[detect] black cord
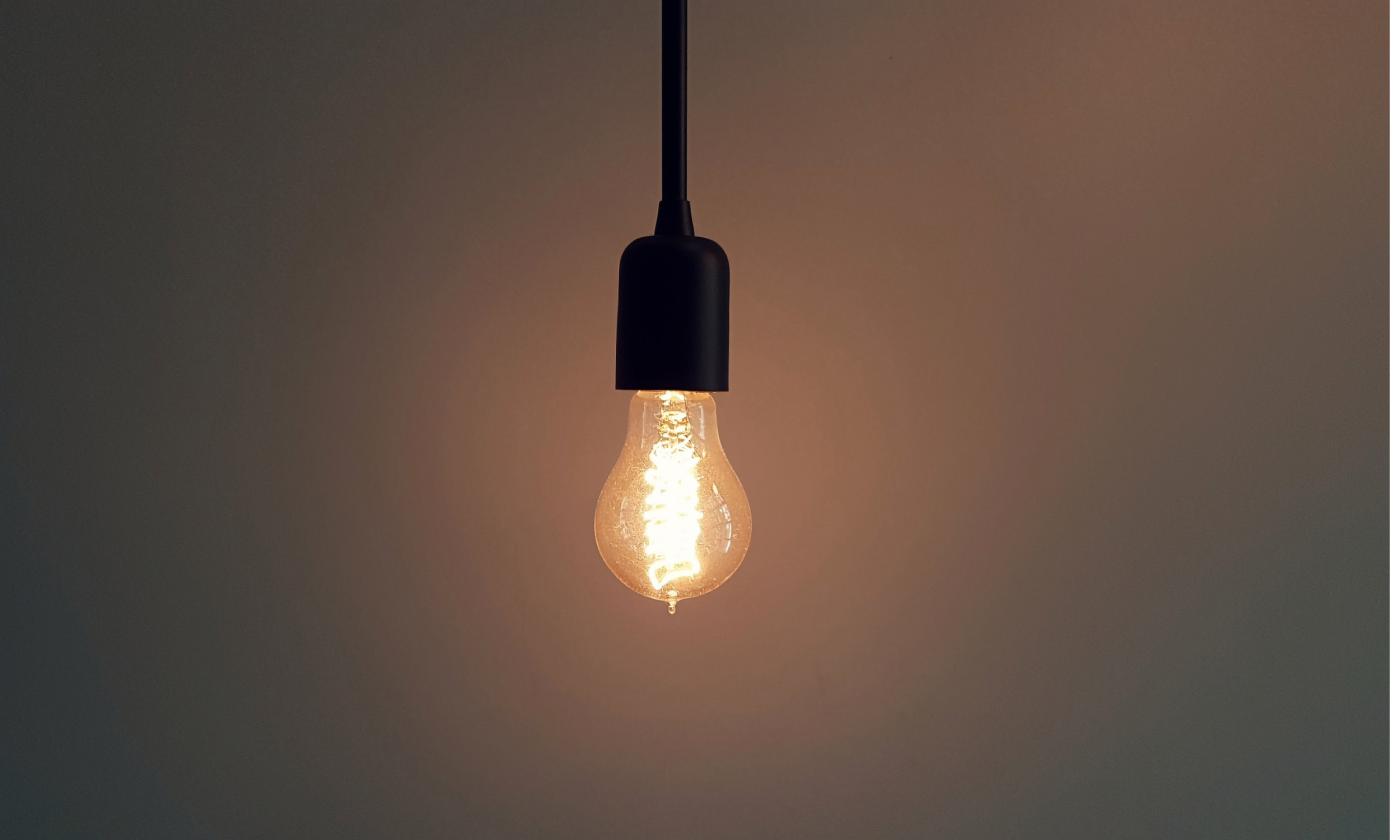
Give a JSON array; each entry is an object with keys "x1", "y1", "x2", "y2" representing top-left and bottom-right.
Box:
[
  {"x1": 661, "y1": 0, "x2": 685, "y2": 201},
  {"x1": 655, "y1": 0, "x2": 694, "y2": 235}
]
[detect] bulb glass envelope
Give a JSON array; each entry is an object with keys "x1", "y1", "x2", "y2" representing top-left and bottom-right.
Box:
[{"x1": 595, "y1": 390, "x2": 751, "y2": 609}]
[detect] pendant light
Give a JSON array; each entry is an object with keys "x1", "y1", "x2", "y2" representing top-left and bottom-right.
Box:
[{"x1": 594, "y1": 0, "x2": 752, "y2": 615}]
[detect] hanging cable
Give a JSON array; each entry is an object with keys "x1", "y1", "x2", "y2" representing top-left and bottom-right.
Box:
[
  {"x1": 661, "y1": 0, "x2": 686, "y2": 200},
  {"x1": 655, "y1": 0, "x2": 694, "y2": 235}
]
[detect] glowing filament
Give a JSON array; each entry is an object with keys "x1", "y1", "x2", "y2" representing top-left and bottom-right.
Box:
[{"x1": 643, "y1": 391, "x2": 702, "y2": 589}]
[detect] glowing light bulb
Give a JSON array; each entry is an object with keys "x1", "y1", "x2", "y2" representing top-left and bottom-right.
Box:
[{"x1": 595, "y1": 390, "x2": 751, "y2": 613}]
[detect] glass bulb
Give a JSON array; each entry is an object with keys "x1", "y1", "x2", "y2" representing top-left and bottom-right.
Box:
[{"x1": 595, "y1": 390, "x2": 752, "y2": 614}]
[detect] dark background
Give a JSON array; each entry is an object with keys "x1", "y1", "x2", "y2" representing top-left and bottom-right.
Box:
[{"x1": 5, "y1": 1, "x2": 1386, "y2": 837}]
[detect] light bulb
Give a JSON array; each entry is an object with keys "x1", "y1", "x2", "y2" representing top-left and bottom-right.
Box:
[{"x1": 595, "y1": 390, "x2": 751, "y2": 613}]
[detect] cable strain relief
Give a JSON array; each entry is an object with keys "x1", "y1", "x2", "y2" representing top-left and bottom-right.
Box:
[{"x1": 654, "y1": 200, "x2": 694, "y2": 236}]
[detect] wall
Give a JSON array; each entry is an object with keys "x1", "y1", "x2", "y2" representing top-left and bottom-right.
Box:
[{"x1": 5, "y1": 1, "x2": 1385, "y2": 836}]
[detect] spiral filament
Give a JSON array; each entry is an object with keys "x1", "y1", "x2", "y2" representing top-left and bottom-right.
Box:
[{"x1": 643, "y1": 391, "x2": 703, "y2": 589}]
